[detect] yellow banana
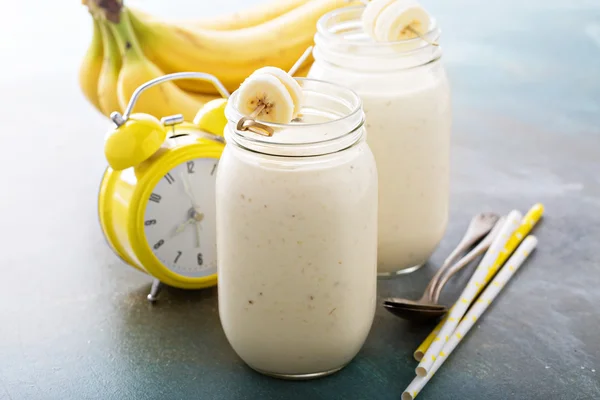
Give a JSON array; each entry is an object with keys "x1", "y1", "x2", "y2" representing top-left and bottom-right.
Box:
[
  {"x1": 189, "y1": 91, "x2": 222, "y2": 104},
  {"x1": 78, "y1": 18, "x2": 103, "y2": 112},
  {"x1": 107, "y1": 9, "x2": 205, "y2": 121},
  {"x1": 131, "y1": 0, "x2": 311, "y2": 31},
  {"x1": 97, "y1": 19, "x2": 122, "y2": 117},
  {"x1": 128, "y1": 0, "x2": 357, "y2": 94}
]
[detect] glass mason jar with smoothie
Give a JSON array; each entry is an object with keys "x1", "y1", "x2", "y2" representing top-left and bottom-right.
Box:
[
  {"x1": 308, "y1": 0, "x2": 452, "y2": 277},
  {"x1": 216, "y1": 71, "x2": 378, "y2": 379}
]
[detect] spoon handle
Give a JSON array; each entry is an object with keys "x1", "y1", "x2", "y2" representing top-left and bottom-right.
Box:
[
  {"x1": 425, "y1": 228, "x2": 485, "y2": 301},
  {"x1": 419, "y1": 276, "x2": 439, "y2": 303},
  {"x1": 430, "y1": 221, "x2": 502, "y2": 303}
]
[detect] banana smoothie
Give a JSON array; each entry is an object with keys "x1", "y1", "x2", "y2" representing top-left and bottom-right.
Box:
[
  {"x1": 309, "y1": 4, "x2": 452, "y2": 275},
  {"x1": 217, "y1": 78, "x2": 378, "y2": 378},
  {"x1": 361, "y1": 77, "x2": 451, "y2": 272}
]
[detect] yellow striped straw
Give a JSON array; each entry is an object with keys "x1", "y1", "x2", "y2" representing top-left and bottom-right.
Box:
[
  {"x1": 415, "y1": 211, "x2": 522, "y2": 376},
  {"x1": 403, "y1": 236, "x2": 539, "y2": 399},
  {"x1": 412, "y1": 203, "x2": 545, "y2": 361}
]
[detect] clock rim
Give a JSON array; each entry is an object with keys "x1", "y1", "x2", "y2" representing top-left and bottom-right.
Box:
[
  {"x1": 98, "y1": 135, "x2": 224, "y2": 290},
  {"x1": 132, "y1": 140, "x2": 224, "y2": 289}
]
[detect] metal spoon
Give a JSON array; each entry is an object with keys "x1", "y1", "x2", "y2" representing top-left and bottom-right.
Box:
[
  {"x1": 382, "y1": 212, "x2": 501, "y2": 321},
  {"x1": 383, "y1": 213, "x2": 499, "y2": 308},
  {"x1": 382, "y1": 253, "x2": 479, "y2": 321},
  {"x1": 383, "y1": 217, "x2": 504, "y2": 321},
  {"x1": 382, "y1": 231, "x2": 496, "y2": 321}
]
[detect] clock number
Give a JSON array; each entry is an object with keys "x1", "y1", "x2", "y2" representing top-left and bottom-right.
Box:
[
  {"x1": 174, "y1": 251, "x2": 182, "y2": 264},
  {"x1": 197, "y1": 253, "x2": 203, "y2": 266},
  {"x1": 145, "y1": 219, "x2": 157, "y2": 226},
  {"x1": 149, "y1": 193, "x2": 162, "y2": 203},
  {"x1": 187, "y1": 161, "x2": 195, "y2": 174},
  {"x1": 153, "y1": 239, "x2": 165, "y2": 250},
  {"x1": 165, "y1": 173, "x2": 175, "y2": 184},
  {"x1": 211, "y1": 163, "x2": 218, "y2": 176}
]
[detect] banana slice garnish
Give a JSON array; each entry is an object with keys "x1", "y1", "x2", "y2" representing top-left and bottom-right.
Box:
[
  {"x1": 253, "y1": 66, "x2": 303, "y2": 119},
  {"x1": 235, "y1": 67, "x2": 303, "y2": 125},
  {"x1": 362, "y1": 0, "x2": 432, "y2": 42}
]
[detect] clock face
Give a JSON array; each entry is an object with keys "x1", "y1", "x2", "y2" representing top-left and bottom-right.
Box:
[{"x1": 143, "y1": 157, "x2": 219, "y2": 278}]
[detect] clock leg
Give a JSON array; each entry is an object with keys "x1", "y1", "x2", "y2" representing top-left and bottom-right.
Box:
[{"x1": 147, "y1": 278, "x2": 163, "y2": 303}]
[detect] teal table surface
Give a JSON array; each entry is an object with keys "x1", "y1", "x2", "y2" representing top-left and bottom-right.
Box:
[{"x1": 1, "y1": 1, "x2": 599, "y2": 399}]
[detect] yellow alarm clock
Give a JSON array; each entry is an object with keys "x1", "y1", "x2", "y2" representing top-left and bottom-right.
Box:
[{"x1": 98, "y1": 72, "x2": 229, "y2": 302}]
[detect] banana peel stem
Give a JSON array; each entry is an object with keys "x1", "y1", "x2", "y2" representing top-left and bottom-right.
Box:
[
  {"x1": 102, "y1": 21, "x2": 122, "y2": 69},
  {"x1": 106, "y1": 8, "x2": 145, "y2": 63},
  {"x1": 87, "y1": 0, "x2": 123, "y2": 23}
]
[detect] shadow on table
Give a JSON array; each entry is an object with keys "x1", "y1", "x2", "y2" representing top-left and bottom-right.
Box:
[
  {"x1": 122, "y1": 280, "x2": 219, "y2": 305},
  {"x1": 111, "y1": 281, "x2": 234, "y2": 357}
]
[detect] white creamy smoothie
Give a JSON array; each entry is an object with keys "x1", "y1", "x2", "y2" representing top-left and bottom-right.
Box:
[
  {"x1": 309, "y1": 5, "x2": 452, "y2": 275},
  {"x1": 361, "y1": 74, "x2": 451, "y2": 272},
  {"x1": 216, "y1": 79, "x2": 378, "y2": 378}
]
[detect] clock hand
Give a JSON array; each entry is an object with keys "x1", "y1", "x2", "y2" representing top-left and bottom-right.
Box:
[
  {"x1": 180, "y1": 172, "x2": 200, "y2": 209},
  {"x1": 193, "y1": 211, "x2": 204, "y2": 223},
  {"x1": 192, "y1": 211, "x2": 204, "y2": 248},
  {"x1": 170, "y1": 210, "x2": 204, "y2": 241},
  {"x1": 195, "y1": 221, "x2": 202, "y2": 248},
  {"x1": 170, "y1": 217, "x2": 195, "y2": 238}
]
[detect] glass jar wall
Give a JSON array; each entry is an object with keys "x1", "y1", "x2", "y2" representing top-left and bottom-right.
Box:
[
  {"x1": 216, "y1": 78, "x2": 378, "y2": 379},
  {"x1": 309, "y1": 6, "x2": 452, "y2": 277}
]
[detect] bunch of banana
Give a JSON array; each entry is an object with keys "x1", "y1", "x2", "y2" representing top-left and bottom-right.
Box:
[{"x1": 78, "y1": 0, "x2": 358, "y2": 123}]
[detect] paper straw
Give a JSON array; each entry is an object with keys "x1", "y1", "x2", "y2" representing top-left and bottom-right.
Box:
[
  {"x1": 403, "y1": 236, "x2": 538, "y2": 400},
  {"x1": 413, "y1": 318, "x2": 444, "y2": 361},
  {"x1": 413, "y1": 203, "x2": 545, "y2": 361},
  {"x1": 481, "y1": 203, "x2": 543, "y2": 283},
  {"x1": 415, "y1": 210, "x2": 522, "y2": 377}
]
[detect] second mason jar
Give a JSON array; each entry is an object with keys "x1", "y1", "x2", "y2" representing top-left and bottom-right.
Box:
[
  {"x1": 216, "y1": 78, "x2": 378, "y2": 379},
  {"x1": 308, "y1": 6, "x2": 452, "y2": 277}
]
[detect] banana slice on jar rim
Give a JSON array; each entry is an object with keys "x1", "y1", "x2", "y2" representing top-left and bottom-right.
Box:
[
  {"x1": 362, "y1": 0, "x2": 433, "y2": 42},
  {"x1": 362, "y1": 0, "x2": 397, "y2": 39},
  {"x1": 235, "y1": 67, "x2": 303, "y2": 125},
  {"x1": 252, "y1": 66, "x2": 303, "y2": 119}
]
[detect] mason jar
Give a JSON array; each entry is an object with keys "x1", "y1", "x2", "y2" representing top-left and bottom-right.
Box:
[
  {"x1": 216, "y1": 78, "x2": 378, "y2": 379},
  {"x1": 308, "y1": 6, "x2": 452, "y2": 277}
]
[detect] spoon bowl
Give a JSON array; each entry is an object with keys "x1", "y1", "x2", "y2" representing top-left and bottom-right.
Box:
[
  {"x1": 382, "y1": 303, "x2": 447, "y2": 322},
  {"x1": 383, "y1": 298, "x2": 446, "y2": 311}
]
